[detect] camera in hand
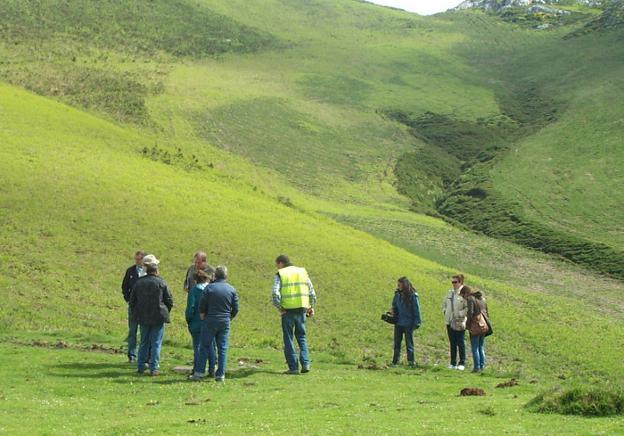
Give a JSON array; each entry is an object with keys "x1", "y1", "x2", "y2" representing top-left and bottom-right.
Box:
[{"x1": 381, "y1": 312, "x2": 397, "y2": 325}]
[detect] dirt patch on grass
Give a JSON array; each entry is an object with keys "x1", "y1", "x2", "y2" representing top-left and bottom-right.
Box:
[
  {"x1": 460, "y1": 387, "x2": 486, "y2": 396},
  {"x1": 496, "y1": 379, "x2": 519, "y2": 388}
]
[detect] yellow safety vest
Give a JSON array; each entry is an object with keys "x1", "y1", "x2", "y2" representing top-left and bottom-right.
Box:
[{"x1": 278, "y1": 266, "x2": 311, "y2": 309}]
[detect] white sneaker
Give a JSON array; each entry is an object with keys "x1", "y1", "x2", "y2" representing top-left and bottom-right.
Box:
[
  {"x1": 448, "y1": 364, "x2": 457, "y2": 370},
  {"x1": 457, "y1": 365, "x2": 465, "y2": 371}
]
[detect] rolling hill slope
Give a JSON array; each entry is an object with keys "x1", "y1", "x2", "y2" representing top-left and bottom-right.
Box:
[{"x1": 1, "y1": 0, "x2": 624, "y2": 431}]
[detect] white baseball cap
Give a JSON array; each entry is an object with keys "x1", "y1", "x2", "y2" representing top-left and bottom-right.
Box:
[{"x1": 142, "y1": 254, "x2": 160, "y2": 267}]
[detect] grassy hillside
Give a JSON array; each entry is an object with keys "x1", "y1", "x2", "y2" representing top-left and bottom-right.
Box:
[
  {"x1": 2, "y1": 81, "x2": 624, "y2": 432},
  {"x1": 1, "y1": 0, "x2": 624, "y2": 431}
]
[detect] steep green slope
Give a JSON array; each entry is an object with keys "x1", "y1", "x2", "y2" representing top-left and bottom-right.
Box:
[
  {"x1": 1, "y1": 83, "x2": 623, "y2": 385},
  {"x1": 2, "y1": 1, "x2": 624, "y2": 429}
]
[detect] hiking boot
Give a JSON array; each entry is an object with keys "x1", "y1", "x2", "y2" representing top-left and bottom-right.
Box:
[
  {"x1": 215, "y1": 376, "x2": 225, "y2": 383},
  {"x1": 457, "y1": 365, "x2": 465, "y2": 371},
  {"x1": 471, "y1": 368, "x2": 479, "y2": 373},
  {"x1": 283, "y1": 369, "x2": 299, "y2": 375},
  {"x1": 408, "y1": 362, "x2": 416, "y2": 368},
  {"x1": 149, "y1": 371, "x2": 159, "y2": 377},
  {"x1": 301, "y1": 366, "x2": 311, "y2": 374},
  {"x1": 128, "y1": 357, "x2": 136, "y2": 364}
]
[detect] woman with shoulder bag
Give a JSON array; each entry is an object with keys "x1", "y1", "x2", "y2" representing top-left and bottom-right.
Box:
[
  {"x1": 442, "y1": 274, "x2": 468, "y2": 371},
  {"x1": 390, "y1": 277, "x2": 422, "y2": 367},
  {"x1": 466, "y1": 289, "x2": 490, "y2": 373}
]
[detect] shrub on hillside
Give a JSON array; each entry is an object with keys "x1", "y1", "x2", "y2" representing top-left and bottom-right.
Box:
[{"x1": 527, "y1": 386, "x2": 624, "y2": 416}]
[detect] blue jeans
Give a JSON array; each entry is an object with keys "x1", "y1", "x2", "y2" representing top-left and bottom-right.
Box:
[
  {"x1": 127, "y1": 306, "x2": 138, "y2": 360},
  {"x1": 138, "y1": 323, "x2": 164, "y2": 373},
  {"x1": 447, "y1": 325, "x2": 466, "y2": 366},
  {"x1": 282, "y1": 309, "x2": 310, "y2": 371},
  {"x1": 190, "y1": 330, "x2": 202, "y2": 373},
  {"x1": 196, "y1": 320, "x2": 226, "y2": 378},
  {"x1": 393, "y1": 325, "x2": 414, "y2": 364},
  {"x1": 470, "y1": 335, "x2": 486, "y2": 370}
]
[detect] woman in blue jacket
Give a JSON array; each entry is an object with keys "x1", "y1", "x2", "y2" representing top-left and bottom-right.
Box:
[
  {"x1": 185, "y1": 269, "x2": 213, "y2": 374},
  {"x1": 391, "y1": 277, "x2": 422, "y2": 367}
]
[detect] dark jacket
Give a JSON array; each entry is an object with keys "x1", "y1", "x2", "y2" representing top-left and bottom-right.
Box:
[
  {"x1": 199, "y1": 279, "x2": 239, "y2": 323},
  {"x1": 185, "y1": 283, "x2": 207, "y2": 334},
  {"x1": 183, "y1": 264, "x2": 215, "y2": 292},
  {"x1": 129, "y1": 274, "x2": 174, "y2": 325},
  {"x1": 121, "y1": 264, "x2": 142, "y2": 302},
  {"x1": 392, "y1": 291, "x2": 422, "y2": 328},
  {"x1": 467, "y1": 292, "x2": 488, "y2": 324}
]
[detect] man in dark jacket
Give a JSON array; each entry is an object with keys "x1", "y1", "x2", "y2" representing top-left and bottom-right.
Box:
[
  {"x1": 190, "y1": 266, "x2": 239, "y2": 382},
  {"x1": 121, "y1": 250, "x2": 145, "y2": 363},
  {"x1": 129, "y1": 254, "x2": 173, "y2": 376}
]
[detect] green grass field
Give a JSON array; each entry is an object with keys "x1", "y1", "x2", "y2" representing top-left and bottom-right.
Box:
[{"x1": 1, "y1": 0, "x2": 623, "y2": 433}]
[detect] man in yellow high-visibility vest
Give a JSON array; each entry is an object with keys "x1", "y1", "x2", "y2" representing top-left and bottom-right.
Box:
[{"x1": 272, "y1": 254, "x2": 317, "y2": 374}]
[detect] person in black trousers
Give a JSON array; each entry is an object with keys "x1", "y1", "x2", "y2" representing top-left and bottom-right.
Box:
[
  {"x1": 442, "y1": 274, "x2": 468, "y2": 371},
  {"x1": 121, "y1": 250, "x2": 145, "y2": 363},
  {"x1": 391, "y1": 277, "x2": 422, "y2": 367}
]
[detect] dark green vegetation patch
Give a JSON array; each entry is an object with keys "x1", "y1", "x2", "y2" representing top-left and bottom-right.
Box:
[
  {"x1": 0, "y1": 0, "x2": 276, "y2": 124},
  {"x1": 389, "y1": 84, "x2": 624, "y2": 279},
  {"x1": 0, "y1": 0, "x2": 276, "y2": 58},
  {"x1": 566, "y1": 0, "x2": 624, "y2": 37},
  {"x1": 527, "y1": 386, "x2": 624, "y2": 416}
]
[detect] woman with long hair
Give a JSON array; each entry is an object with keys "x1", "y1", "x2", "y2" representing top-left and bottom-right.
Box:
[
  {"x1": 390, "y1": 277, "x2": 422, "y2": 367},
  {"x1": 466, "y1": 288, "x2": 489, "y2": 373}
]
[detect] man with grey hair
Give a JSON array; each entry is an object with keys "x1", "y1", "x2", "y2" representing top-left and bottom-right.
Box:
[
  {"x1": 183, "y1": 251, "x2": 215, "y2": 293},
  {"x1": 129, "y1": 254, "x2": 174, "y2": 376},
  {"x1": 191, "y1": 266, "x2": 239, "y2": 382}
]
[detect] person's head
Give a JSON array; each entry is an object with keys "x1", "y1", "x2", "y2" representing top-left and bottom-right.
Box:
[
  {"x1": 397, "y1": 276, "x2": 415, "y2": 306},
  {"x1": 134, "y1": 250, "x2": 146, "y2": 266},
  {"x1": 214, "y1": 265, "x2": 228, "y2": 281},
  {"x1": 275, "y1": 254, "x2": 291, "y2": 269},
  {"x1": 396, "y1": 276, "x2": 410, "y2": 292},
  {"x1": 459, "y1": 286, "x2": 472, "y2": 300},
  {"x1": 193, "y1": 251, "x2": 207, "y2": 269},
  {"x1": 194, "y1": 269, "x2": 211, "y2": 284},
  {"x1": 451, "y1": 274, "x2": 465, "y2": 290},
  {"x1": 142, "y1": 254, "x2": 160, "y2": 275}
]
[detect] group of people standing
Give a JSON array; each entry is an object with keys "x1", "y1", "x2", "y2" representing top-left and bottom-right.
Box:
[
  {"x1": 387, "y1": 274, "x2": 492, "y2": 373},
  {"x1": 121, "y1": 251, "x2": 316, "y2": 380},
  {"x1": 442, "y1": 274, "x2": 491, "y2": 372},
  {"x1": 122, "y1": 251, "x2": 491, "y2": 379}
]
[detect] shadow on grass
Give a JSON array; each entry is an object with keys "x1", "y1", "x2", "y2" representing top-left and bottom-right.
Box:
[
  {"x1": 45, "y1": 361, "x2": 283, "y2": 384},
  {"x1": 46, "y1": 362, "x2": 135, "y2": 379}
]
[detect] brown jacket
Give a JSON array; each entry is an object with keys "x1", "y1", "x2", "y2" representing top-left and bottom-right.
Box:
[{"x1": 466, "y1": 292, "x2": 488, "y2": 324}]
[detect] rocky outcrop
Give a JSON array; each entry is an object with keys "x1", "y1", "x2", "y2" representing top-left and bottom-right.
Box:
[{"x1": 454, "y1": 0, "x2": 603, "y2": 13}]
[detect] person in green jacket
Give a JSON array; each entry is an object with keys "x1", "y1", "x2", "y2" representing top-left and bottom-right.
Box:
[{"x1": 185, "y1": 269, "x2": 214, "y2": 375}]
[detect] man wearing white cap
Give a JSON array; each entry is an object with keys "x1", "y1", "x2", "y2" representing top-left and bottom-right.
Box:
[{"x1": 129, "y1": 254, "x2": 174, "y2": 376}]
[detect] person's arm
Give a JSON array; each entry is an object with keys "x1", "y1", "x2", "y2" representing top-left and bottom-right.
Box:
[
  {"x1": 413, "y1": 294, "x2": 422, "y2": 327},
  {"x1": 271, "y1": 275, "x2": 282, "y2": 310},
  {"x1": 391, "y1": 294, "x2": 399, "y2": 315},
  {"x1": 183, "y1": 266, "x2": 192, "y2": 292},
  {"x1": 459, "y1": 296, "x2": 468, "y2": 319},
  {"x1": 199, "y1": 292, "x2": 208, "y2": 321},
  {"x1": 185, "y1": 289, "x2": 195, "y2": 324},
  {"x1": 163, "y1": 284, "x2": 173, "y2": 312},
  {"x1": 307, "y1": 277, "x2": 316, "y2": 307},
  {"x1": 231, "y1": 291, "x2": 239, "y2": 320},
  {"x1": 121, "y1": 268, "x2": 131, "y2": 302},
  {"x1": 129, "y1": 284, "x2": 137, "y2": 312}
]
